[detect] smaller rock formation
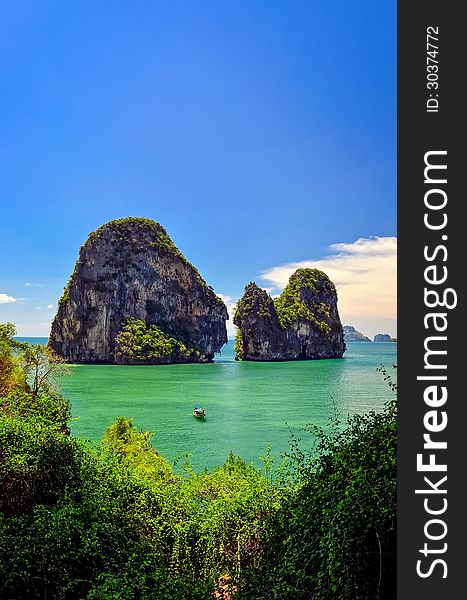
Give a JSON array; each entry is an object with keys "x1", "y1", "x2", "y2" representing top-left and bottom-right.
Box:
[
  {"x1": 373, "y1": 334, "x2": 393, "y2": 343},
  {"x1": 343, "y1": 325, "x2": 371, "y2": 342},
  {"x1": 233, "y1": 268, "x2": 345, "y2": 361}
]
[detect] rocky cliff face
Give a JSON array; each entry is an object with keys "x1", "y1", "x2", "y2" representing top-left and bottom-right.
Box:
[
  {"x1": 343, "y1": 325, "x2": 371, "y2": 342},
  {"x1": 49, "y1": 218, "x2": 228, "y2": 363},
  {"x1": 233, "y1": 268, "x2": 345, "y2": 361}
]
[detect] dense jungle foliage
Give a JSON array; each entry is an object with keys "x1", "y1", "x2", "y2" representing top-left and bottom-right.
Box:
[
  {"x1": 114, "y1": 318, "x2": 204, "y2": 364},
  {"x1": 0, "y1": 322, "x2": 396, "y2": 599}
]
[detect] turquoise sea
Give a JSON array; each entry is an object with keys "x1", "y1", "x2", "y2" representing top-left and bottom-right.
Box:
[{"x1": 20, "y1": 338, "x2": 396, "y2": 471}]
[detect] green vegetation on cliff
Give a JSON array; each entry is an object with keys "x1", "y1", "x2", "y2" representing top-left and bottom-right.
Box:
[
  {"x1": 274, "y1": 268, "x2": 332, "y2": 333},
  {"x1": 0, "y1": 322, "x2": 395, "y2": 599},
  {"x1": 233, "y1": 269, "x2": 343, "y2": 362},
  {"x1": 87, "y1": 216, "x2": 168, "y2": 246},
  {"x1": 115, "y1": 318, "x2": 203, "y2": 363},
  {"x1": 233, "y1": 283, "x2": 273, "y2": 323},
  {"x1": 234, "y1": 328, "x2": 244, "y2": 360}
]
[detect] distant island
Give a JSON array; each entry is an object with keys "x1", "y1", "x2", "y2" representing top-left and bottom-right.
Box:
[
  {"x1": 374, "y1": 333, "x2": 397, "y2": 343},
  {"x1": 343, "y1": 325, "x2": 371, "y2": 342},
  {"x1": 343, "y1": 326, "x2": 397, "y2": 343}
]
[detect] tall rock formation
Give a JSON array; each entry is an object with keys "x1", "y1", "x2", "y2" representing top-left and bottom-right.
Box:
[
  {"x1": 49, "y1": 218, "x2": 228, "y2": 363},
  {"x1": 233, "y1": 268, "x2": 345, "y2": 361}
]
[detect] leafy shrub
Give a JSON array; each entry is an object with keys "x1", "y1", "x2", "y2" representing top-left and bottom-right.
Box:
[
  {"x1": 114, "y1": 318, "x2": 204, "y2": 364},
  {"x1": 1, "y1": 388, "x2": 70, "y2": 428},
  {"x1": 102, "y1": 416, "x2": 174, "y2": 481},
  {"x1": 0, "y1": 323, "x2": 27, "y2": 395},
  {"x1": 234, "y1": 329, "x2": 244, "y2": 360},
  {"x1": 0, "y1": 415, "x2": 84, "y2": 516},
  {"x1": 240, "y1": 395, "x2": 397, "y2": 599}
]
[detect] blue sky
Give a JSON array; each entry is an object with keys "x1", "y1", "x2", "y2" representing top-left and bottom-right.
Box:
[{"x1": 0, "y1": 1, "x2": 396, "y2": 337}]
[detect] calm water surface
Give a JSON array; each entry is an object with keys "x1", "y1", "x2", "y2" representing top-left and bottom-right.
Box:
[{"x1": 54, "y1": 340, "x2": 396, "y2": 471}]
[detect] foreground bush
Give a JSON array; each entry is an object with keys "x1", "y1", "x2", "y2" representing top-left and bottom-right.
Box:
[
  {"x1": 0, "y1": 410, "x2": 275, "y2": 598},
  {"x1": 240, "y1": 395, "x2": 397, "y2": 599}
]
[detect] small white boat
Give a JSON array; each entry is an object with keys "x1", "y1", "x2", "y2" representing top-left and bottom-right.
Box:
[{"x1": 193, "y1": 405, "x2": 206, "y2": 419}]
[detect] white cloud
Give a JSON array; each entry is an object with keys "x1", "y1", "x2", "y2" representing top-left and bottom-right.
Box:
[
  {"x1": 0, "y1": 293, "x2": 16, "y2": 304},
  {"x1": 47, "y1": 304, "x2": 54, "y2": 309},
  {"x1": 217, "y1": 293, "x2": 238, "y2": 338},
  {"x1": 15, "y1": 321, "x2": 52, "y2": 337},
  {"x1": 260, "y1": 236, "x2": 397, "y2": 338},
  {"x1": 260, "y1": 286, "x2": 276, "y2": 294},
  {"x1": 25, "y1": 282, "x2": 43, "y2": 287}
]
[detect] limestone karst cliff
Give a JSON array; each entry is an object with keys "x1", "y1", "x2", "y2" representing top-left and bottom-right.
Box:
[
  {"x1": 49, "y1": 218, "x2": 228, "y2": 363},
  {"x1": 233, "y1": 268, "x2": 345, "y2": 361}
]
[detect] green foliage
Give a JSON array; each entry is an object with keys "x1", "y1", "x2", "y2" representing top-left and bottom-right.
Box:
[
  {"x1": 0, "y1": 426, "x2": 181, "y2": 599},
  {"x1": 178, "y1": 452, "x2": 281, "y2": 583},
  {"x1": 0, "y1": 416, "x2": 82, "y2": 516},
  {"x1": 233, "y1": 283, "x2": 272, "y2": 325},
  {"x1": 233, "y1": 284, "x2": 274, "y2": 361},
  {"x1": 241, "y1": 386, "x2": 397, "y2": 599},
  {"x1": 274, "y1": 268, "x2": 333, "y2": 333},
  {"x1": 58, "y1": 274, "x2": 73, "y2": 306},
  {"x1": 0, "y1": 322, "x2": 28, "y2": 394},
  {"x1": 234, "y1": 329, "x2": 244, "y2": 361},
  {"x1": 1, "y1": 388, "x2": 70, "y2": 428},
  {"x1": 149, "y1": 229, "x2": 184, "y2": 258},
  {"x1": 0, "y1": 413, "x2": 277, "y2": 599},
  {"x1": 102, "y1": 416, "x2": 174, "y2": 481},
  {"x1": 0, "y1": 404, "x2": 208, "y2": 598},
  {"x1": 88, "y1": 217, "x2": 163, "y2": 243},
  {"x1": 0, "y1": 323, "x2": 70, "y2": 426},
  {"x1": 115, "y1": 318, "x2": 204, "y2": 363},
  {"x1": 19, "y1": 343, "x2": 71, "y2": 396},
  {"x1": 0, "y1": 321, "x2": 396, "y2": 599}
]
